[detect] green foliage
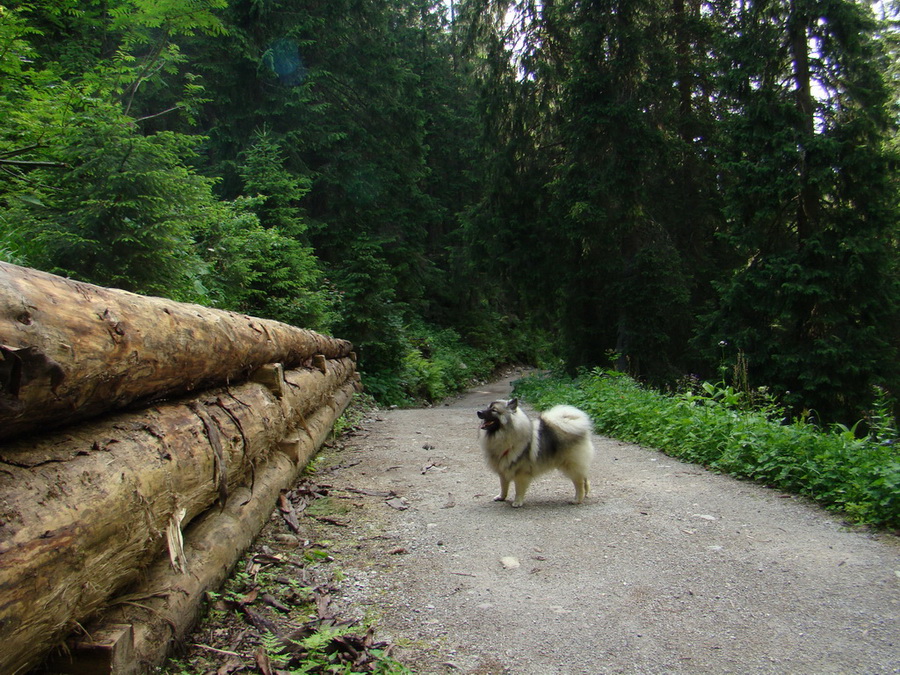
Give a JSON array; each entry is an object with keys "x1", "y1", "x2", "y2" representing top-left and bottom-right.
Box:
[
  {"x1": 0, "y1": 222, "x2": 32, "y2": 266},
  {"x1": 514, "y1": 370, "x2": 900, "y2": 529},
  {"x1": 2, "y1": 0, "x2": 899, "y2": 416},
  {"x1": 195, "y1": 197, "x2": 339, "y2": 330},
  {"x1": 12, "y1": 119, "x2": 214, "y2": 299},
  {"x1": 698, "y1": 0, "x2": 900, "y2": 423},
  {"x1": 192, "y1": 129, "x2": 338, "y2": 330},
  {"x1": 179, "y1": 0, "x2": 493, "y2": 395},
  {"x1": 0, "y1": 0, "x2": 229, "y2": 301},
  {"x1": 285, "y1": 624, "x2": 413, "y2": 675},
  {"x1": 400, "y1": 321, "x2": 499, "y2": 402},
  {"x1": 465, "y1": 0, "x2": 718, "y2": 380},
  {"x1": 108, "y1": 0, "x2": 227, "y2": 39},
  {"x1": 363, "y1": 318, "x2": 519, "y2": 407},
  {"x1": 466, "y1": 0, "x2": 900, "y2": 425},
  {"x1": 238, "y1": 129, "x2": 312, "y2": 237},
  {"x1": 260, "y1": 631, "x2": 291, "y2": 669}
]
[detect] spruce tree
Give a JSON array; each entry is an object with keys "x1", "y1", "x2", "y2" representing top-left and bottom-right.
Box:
[
  {"x1": 704, "y1": 0, "x2": 900, "y2": 422},
  {"x1": 465, "y1": 0, "x2": 716, "y2": 380}
]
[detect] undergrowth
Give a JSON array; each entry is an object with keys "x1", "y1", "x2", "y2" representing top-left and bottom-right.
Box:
[
  {"x1": 513, "y1": 369, "x2": 900, "y2": 529},
  {"x1": 361, "y1": 322, "x2": 499, "y2": 406},
  {"x1": 362, "y1": 319, "x2": 551, "y2": 407}
]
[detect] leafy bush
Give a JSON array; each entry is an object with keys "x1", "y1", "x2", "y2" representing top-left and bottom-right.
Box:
[
  {"x1": 9, "y1": 116, "x2": 216, "y2": 301},
  {"x1": 0, "y1": 222, "x2": 32, "y2": 266},
  {"x1": 196, "y1": 197, "x2": 339, "y2": 332},
  {"x1": 513, "y1": 369, "x2": 900, "y2": 529},
  {"x1": 400, "y1": 321, "x2": 498, "y2": 400},
  {"x1": 361, "y1": 319, "x2": 516, "y2": 407}
]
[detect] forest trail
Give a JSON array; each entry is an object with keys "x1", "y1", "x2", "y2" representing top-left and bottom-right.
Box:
[
  {"x1": 318, "y1": 370, "x2": 900, "y2": 675},
  {"x1": 315, "y1": 371, "x2": 899, "y2": 674}
]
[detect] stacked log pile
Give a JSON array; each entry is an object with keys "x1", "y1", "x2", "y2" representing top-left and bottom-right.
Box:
[{"x1": 0, "y1": 263, "x2": 361, "y2": 674}]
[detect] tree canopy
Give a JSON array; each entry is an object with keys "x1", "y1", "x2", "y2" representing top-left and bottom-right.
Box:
[{"x1": 1, "y1": 0, "x2": 898, "y2": 422}]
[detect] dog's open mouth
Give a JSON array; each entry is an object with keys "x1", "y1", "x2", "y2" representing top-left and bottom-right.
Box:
[{"x1": 477, "y1": 410, "x2": 500, "y2": 431}]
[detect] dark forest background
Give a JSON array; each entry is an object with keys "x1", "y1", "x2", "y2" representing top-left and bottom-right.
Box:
[{"x1": 1, "y1": 0, "x2": 898, "y2": 424}]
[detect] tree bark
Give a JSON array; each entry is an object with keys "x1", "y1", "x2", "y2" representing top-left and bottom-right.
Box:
[
  {"x1": 788, "y1": 0, "x2": 818, "y2": 246},
  {"x1": 0, "y1": 262, "x2": 353, "y2": 441},
  {"x1": 0, "y1": 358, "x2": 359, "y2": 675},
  {"x1": 47, "y1": 380, "x2": 358, "y2": 675}
]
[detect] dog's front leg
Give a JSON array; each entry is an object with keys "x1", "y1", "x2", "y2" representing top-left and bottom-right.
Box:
[
  {"x1": 494, "y1": 476, "x2": 510, "y2": 502},
  {"x1": 511, "y1": 476, "x2": 532, "y2": 508}
]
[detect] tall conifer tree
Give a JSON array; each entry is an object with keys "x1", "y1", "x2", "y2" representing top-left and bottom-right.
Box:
[{"x1": 704, "y1": 0, "x2": 900, "y2": 420}]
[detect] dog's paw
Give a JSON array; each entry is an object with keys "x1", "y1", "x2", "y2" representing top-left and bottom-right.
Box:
[
  {"x1": 493, "y1": 494, "x2": 507, "y2": 502},
  {"x1": 511, "y1": 500, "x2": 524, "y2": 508}
]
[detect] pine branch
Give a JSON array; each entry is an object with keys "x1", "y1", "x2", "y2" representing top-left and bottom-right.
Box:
[{"x1": 0, "y1": 159, "x2": 68, "y2": 169}]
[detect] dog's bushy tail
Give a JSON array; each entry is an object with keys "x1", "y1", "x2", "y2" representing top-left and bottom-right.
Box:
[{"x1": 540, "y1": 405, "x2": 594, "y2": 441}]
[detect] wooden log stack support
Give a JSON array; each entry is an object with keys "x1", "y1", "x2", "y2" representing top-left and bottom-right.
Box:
[
  {"x1": 0, "y1": 261, "x2": 353, "y2": 440},
  {"x1": 0, "y1": 263, "x2": 361, "y2": 674}
]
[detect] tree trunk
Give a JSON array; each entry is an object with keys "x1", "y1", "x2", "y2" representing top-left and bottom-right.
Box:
[
  {"x1": 0, "y1": 262, "x2": 353, "y2": 441},
  {"x1": 788, "y1": 0, "x2": 818, "y2": 246},
  {"x1": 0, "y1": 358, "x2": 359, "y2": 675},
  {"x1": 48, "y1": 380, "x2": 358, "y2": 675}
]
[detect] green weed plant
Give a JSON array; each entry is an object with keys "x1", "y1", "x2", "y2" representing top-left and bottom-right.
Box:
[
  {"x1": 364, "y1": 320, "x2": 517, "y2": 406},
  {"x1": 513, "y1": 369, "x2": 899, "y2": 529}
]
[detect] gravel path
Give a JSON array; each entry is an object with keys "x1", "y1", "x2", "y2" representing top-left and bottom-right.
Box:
[{"x1": 320, "y1": 371, "x2": 900, "y2": 674}]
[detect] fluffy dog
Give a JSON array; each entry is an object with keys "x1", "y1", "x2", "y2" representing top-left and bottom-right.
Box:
[{"x1": 477, "y1": 398, "x2": 595, "y2": 507}]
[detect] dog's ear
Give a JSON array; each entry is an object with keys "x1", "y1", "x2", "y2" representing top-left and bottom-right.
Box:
[{"x1": 507, "y1": 398, "x2": 518, "y2": 411}]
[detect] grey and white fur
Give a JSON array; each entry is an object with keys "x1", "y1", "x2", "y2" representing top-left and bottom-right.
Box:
[{"x1": 477, "y1": 398, "x2": 595, "y2": 507}]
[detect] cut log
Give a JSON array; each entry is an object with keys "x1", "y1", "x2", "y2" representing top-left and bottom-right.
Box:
[
  {"x1": 0, "y1": 358, "x2": 358, "y2": 675},
  {"x1": 46, "y1": 380, "x2": 357, "y2": 675},
  {"x1": 47, "y1": 624, "x2": 136, "y2": 675},
  {"x1": 0, "y1": 262, "x2": 353, "y2": 440}
]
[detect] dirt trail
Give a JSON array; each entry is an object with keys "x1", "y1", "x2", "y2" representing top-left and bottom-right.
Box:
[{"x1": 318, "y1": 370, "x2": 900, "y2": 674}]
